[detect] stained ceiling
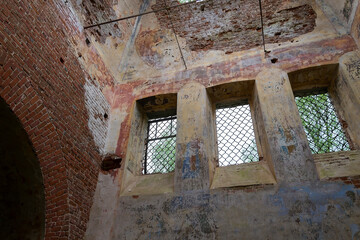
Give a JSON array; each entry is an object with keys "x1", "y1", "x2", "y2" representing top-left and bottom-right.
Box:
[{"x1": 70, "y1": 0, "x2": 330, "y2": 83}]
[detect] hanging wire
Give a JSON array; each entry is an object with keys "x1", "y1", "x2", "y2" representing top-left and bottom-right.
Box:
[
  {"x1": 84, "y1": 0, "x2": 209, "y2": 29},
  {"x1": 162, "y1": 0, "x2": 188, "y2": 70},
  {"x1": 84, "y1": 0, "x2": 268, "y2": 58},
  {"x1": 258, "y1": 0, "x2": 268, "y2": 53}
]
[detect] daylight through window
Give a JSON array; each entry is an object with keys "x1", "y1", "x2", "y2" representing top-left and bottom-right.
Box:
[
  {"x1": 216, "y1": 103, "x2": 259, "y2": 166},
  {"x1": 295, "y1": 90, "x2": 350, "y2": 154},
  {"x1": 143, "y1": 116, "x2": 177, "y2": 174}
]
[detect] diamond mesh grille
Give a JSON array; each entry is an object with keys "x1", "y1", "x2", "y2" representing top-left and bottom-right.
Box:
[
  {"x1": 143, "y1": 116, "x2": 177, "y2": 174},
  {"x1": 295, "y1": 91, "x2": 350, "y2": 154},
  {"x1": 216, "y1": 104, "x2": 259, "y2": 166}
]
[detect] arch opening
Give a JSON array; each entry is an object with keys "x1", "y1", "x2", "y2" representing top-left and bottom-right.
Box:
[{"x1": 0, "y1": 97, "x2": 45, "y2": 240}]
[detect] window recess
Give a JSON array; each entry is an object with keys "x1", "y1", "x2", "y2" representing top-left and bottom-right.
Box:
[
  {"x1": 216, "y1": 101, "x2": 259, "y2": 166},
  {"x1": 294, "y1": 89, "x2": 351, "y2": 154}
]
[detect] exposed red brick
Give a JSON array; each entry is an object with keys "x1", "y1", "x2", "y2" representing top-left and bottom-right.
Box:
[
  {"x1": 152, "y1": 0, "x2": 316, "y2": 52},
  {"x1": 328, "y1": 176, "x2": 360, "y2": 188},
  {"x1": 0, "y1": 1, "x2": 111, "y2": 239}
]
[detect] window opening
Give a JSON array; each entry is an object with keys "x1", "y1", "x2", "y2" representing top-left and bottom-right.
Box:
[
  {"x1": 216, "y1": 103, "x2": 259, "y2": 166},
  {"x1": 295, "y1": 90, "x2": 350, "y2": 154},
  {"x1": 143, "y1": 115, "x2": 177, "y2": 174}
]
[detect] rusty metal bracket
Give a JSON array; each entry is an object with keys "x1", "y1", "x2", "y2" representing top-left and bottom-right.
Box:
[{"x1": 101, "y1": 154, "x2": 122, "y2": 171}]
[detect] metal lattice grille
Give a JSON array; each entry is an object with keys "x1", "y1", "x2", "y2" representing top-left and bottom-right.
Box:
[
  {"x1": 143, "y1": 116, "x2": 177, "y2": 174},
  {"x1": 216, "y1": 104, "x2": 259, "y2": 166},
  {"x1": 295, "y1": 91, "x2": 350, "y2": 154}
]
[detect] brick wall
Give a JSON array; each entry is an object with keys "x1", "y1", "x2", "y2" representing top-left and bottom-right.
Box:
[
  {"x1": 0, "y1": 1, "x2": 110, "y2": 239},
  {"x1": 329, "y1": 176, "x2": 360, "y2": 188}
]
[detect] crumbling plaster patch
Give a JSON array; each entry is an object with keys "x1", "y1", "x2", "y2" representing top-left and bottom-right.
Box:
[
  {"x1": 70, "y1": 0, "x2": 123, "y2": 43},
  {"x1": 316, "y1": 0, "x2": 359, "y2": 34},
  {"x1": 106, "y1": 183, "x2": 360, "y2": 239},
  {"x1": 119, "y1": 0, "x2": 343, "y2": 82},
  {"x1": 84, "y1": 78, "x2": 110, "y2": 155},
  {"x1": 70, "y1": 0, "x2": 350, "y2": 84},
  {"x1": 69, "y1": 0, "x2": 145, "y2": 83},
  {"x1": 152, "y1": 0, "x2": 317, "y2": 53},
  {"x1": 104, "y1": 107, "x2": 129, "y2": 155}
]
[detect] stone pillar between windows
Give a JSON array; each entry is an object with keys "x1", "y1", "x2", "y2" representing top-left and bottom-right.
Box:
[
  {"x1": 254, "y1": 68, "x2": 318, "y2": 184},
  {"x1": 175, "y1": 82, "x2": 217, "y2": 193},
  {"x1": 120, "y1": 103, "x2": 148, "y2": 193},
  {"x1": 331, "y1": 51, "x2": 360, "y2": 149}
]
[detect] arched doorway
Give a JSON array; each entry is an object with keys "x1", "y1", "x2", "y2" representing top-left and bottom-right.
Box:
[{"x1": 0, "y1": 97, "x2": 45, "y2": 240}]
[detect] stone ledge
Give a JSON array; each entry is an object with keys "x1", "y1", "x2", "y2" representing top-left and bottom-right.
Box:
[
  {"x1": 314, "y1": 150, "x2": 360, "y2": 179},
  {"x1": 121, "y1": 171, "x2": 174, "y2": 196},
  {"x1": 210, "y1": 161, "x2": 276, "y2": 189}
]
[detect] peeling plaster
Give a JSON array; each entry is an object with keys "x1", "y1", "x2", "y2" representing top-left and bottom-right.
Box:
[{"x1": 84, "y1": 78, "x2": 110, "y2": 155}]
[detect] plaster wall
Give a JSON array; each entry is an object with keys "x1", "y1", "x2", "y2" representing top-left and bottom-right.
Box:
[
  {"x1": 80, "y1": 0, "x2": 360, "y2": 239},
  {"x1": 105, "y1": 183, "x2": 360, "y2": 240},
  {"x1": 86, "y1": 63, "x2": 360, "y2": 239},
  {"x1": 97, "y1": 0, "x2": 359, "y2": 157},
  {"x1": 316, "y1": 0, "x2": 359, "y2": 34}
]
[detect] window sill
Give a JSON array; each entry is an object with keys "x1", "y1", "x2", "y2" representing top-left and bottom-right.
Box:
[
  {"x1": 120, "y1": 171, "x2": 174, "y2": 196},
  {"x1": 314, "y1": 150, "x2": 360, "y2": 179},
  {"x1": 210, "y1": 161, "x2": 276, "y2": 189}
]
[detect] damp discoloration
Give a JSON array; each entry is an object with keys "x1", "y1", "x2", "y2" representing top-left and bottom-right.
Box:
[
  {"x1": 182, "y1": 141, "x2": 201, "y2": 179},
  {"x1": 103, "y1": 182, "x2": 360, "y2": 239},
  {"x1": 174, "y1": 83, "x2": 217, "y2": 192},
  {"x1": 70, "y1": 0, "x2": 357, "y2": 84},
  {"x1": 137, "y1": 93, "x2": 177, "y2": 119},
  {"x1": 135, "y1": 29, "x2": 177, "y2": 69}
]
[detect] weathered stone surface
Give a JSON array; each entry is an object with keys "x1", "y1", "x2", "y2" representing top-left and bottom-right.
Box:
[
  {"x1": 316, "y1": 0, "x2": 359, "y2": 34},
  {"x1": 85, "y1": 172, "x2": 121, "y2": 240},
  {"x1": 314, "y1": 150, "x2": 360, "y2": 179},
  {"x1": 351, "y1": 1, "x2": 360, "y2": 47},
  {"x1": 211, "y1": 161, "x2": 276, "y2": 189},
  {"x1": 107, "y1": 182, "x2": 360, "y2": 239},
  {"x1": 254, "y1": 68, "x2": 318, "y2": 184},
  {"x1": 332, "y1": 51, "x2": 360, "y2": 149},
  {"x1": 1, "y1": 0, "x2": 360, "y2": 239},
  {"x1": 70, "y1": 0, "x2": 357, "y2": 84},
  {"x1": 175, "y1": 82, "x2": 217, "y2": 192}
]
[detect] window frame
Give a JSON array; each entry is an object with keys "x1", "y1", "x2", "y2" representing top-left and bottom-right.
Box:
[{"x1": 143, "y1": 115, "x2": 177, "y2": 175}]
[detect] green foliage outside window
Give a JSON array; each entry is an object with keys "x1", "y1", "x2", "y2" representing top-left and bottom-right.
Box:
[
  {"x1": 295, "y1": 92, "x2": 350, "y2": 154},
  {"x1": 151, "y1": 134, "x2": 176, "y2": 173},
  {"x1": 144, "y1": 117, "x2": 176, "y2": 174}
]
